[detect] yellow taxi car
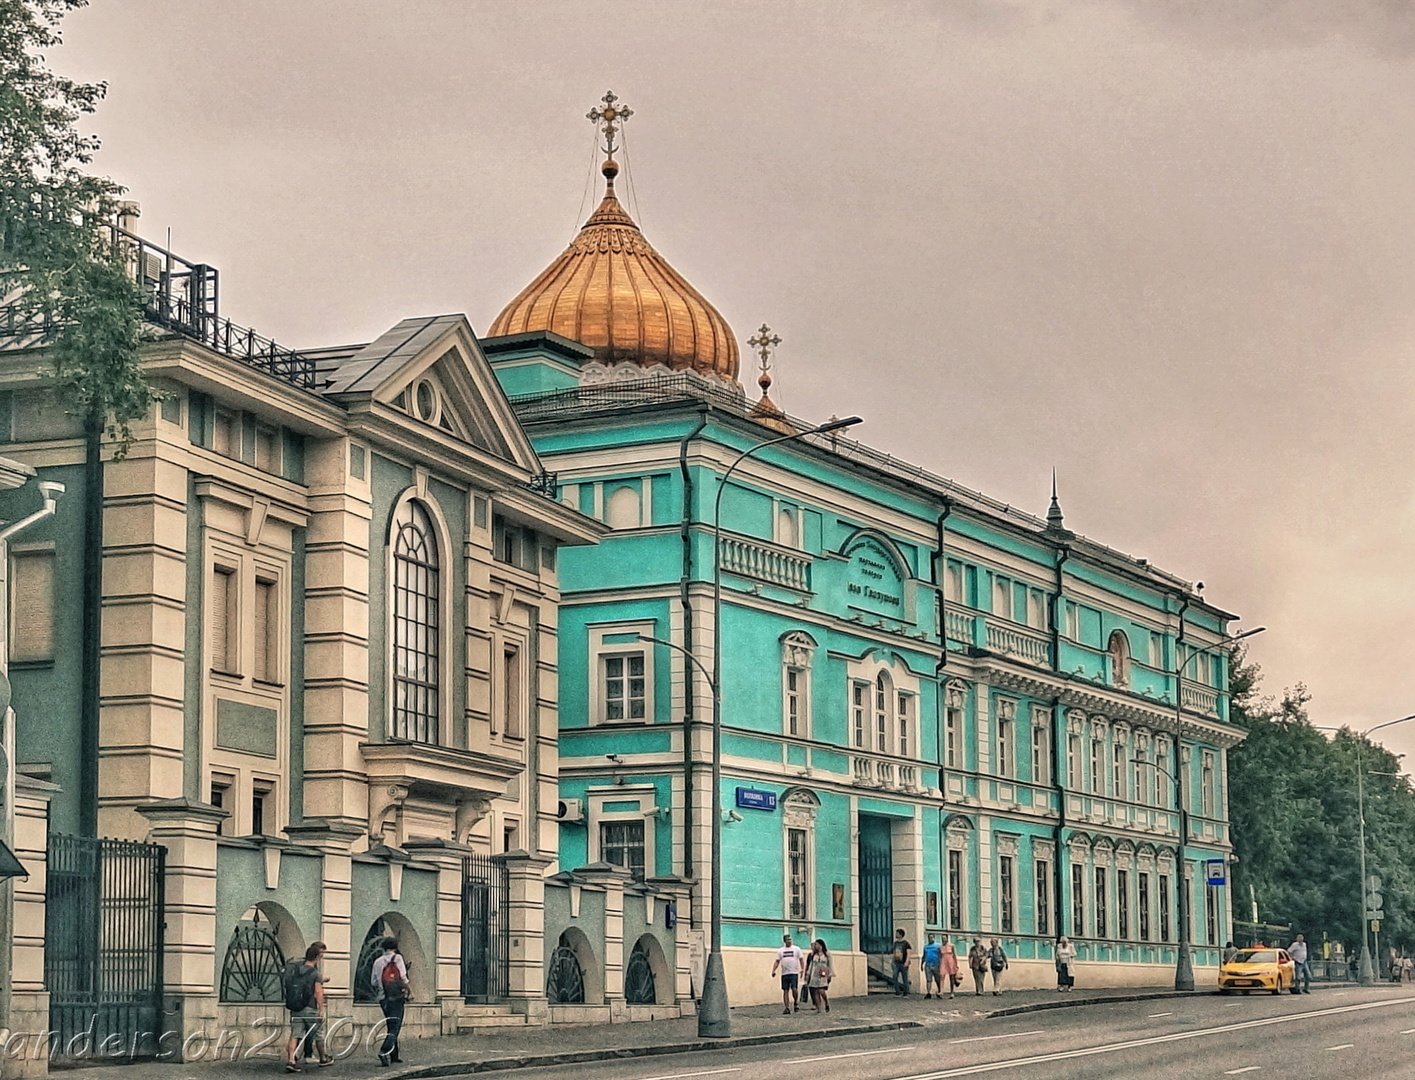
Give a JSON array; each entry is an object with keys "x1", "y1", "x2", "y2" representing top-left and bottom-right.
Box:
[{"x1": 1218, "y1": 947, "x2": 1296, "y2": 994}]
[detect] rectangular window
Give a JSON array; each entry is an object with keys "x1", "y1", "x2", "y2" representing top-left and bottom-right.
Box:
[
  {"x1": 254, "y1": 424, "x2": 280, "y2": 472},
  {"x1": 1139, "y1": 871, "x2": 1151, "y2": 941},
  {"x1": 600, "y1": 820, "x2": 645, "y2": 880},
  {"x1": 253, "y1": 576, "x2": 277, "y2": 683},
  {"x1": 945, "y1": 561, "x2": 964, "y2": 603},
  {"x1": 992, "y1": 575, "x2": 1010, "y2": 617},
  {"x1": 997, "y1": 714, "x2": 1013, "y2": 778},
  {"x1": 1035, "y1": 859, "x2": 1051, "y2": 937},
  {"x1": 602, "y1": 653, "x2": 646, "y2": 722},
  {"x1": 874, "y1": 679, "x2": 888, "y2": 753},
  {"x1": 1134, "y1": 753, "x2": 1147, "y2": 806},
  {"x1": 1149, "y1": 632, "x2": 1163, "y2": 668},
  {"x1": 785, "y1": 667, "x2": 803, "y2": 737},
  {"x1": 897, "y1": 692, "x2": 913, "y2": 758},
  {"x1": 1027, "y1": 589, "x2": 1046, "y2": 630},
  {"x1": 9, "y1": 549, "x2": 56, "y2": 662},
  {"x1": 1156, "y1": 743, "x2": 1171, "y2": 808},
  {"x1": 211, "y1": 773, "x2": 233, "y2": 837},
  {"x1": 212, "y1": 409, "x2": 237, "y2": 457},
  {"x1": 1117, "y1": 868, "x2": 1130, "y2": 939},
  {"x1": 945, "y1": 703, "x2": 962, "y2": 769},
  {"x1": 1090, "y1": 739, "x2": 1102, "y2": 794},
  {"x1": 502, "y1": 821, "x2": 519, "y2": 853},
  {"x1": 1065, "y1": 602, "x2": 1080, "y2": 641},
  {"x1": 1032, "y1": 713, "x2": 1051, "y2": 785},
  {"x1": 1202, "y1": 752, "x2": 1216, "y2": 817},
  {"x1": 1072, "y1": 863, "x2": 1085, "y2": 937},
  {"x1": 999, "y1": 855, "x2": 1015, "y2": 933},
  {"x1": 503, "y1": 645, "x2": 523, "y2": 737},
  {"x1": 787, "y1": 827, "x2": 809, "y2": 921},
  {"x1": 948, "y1": 849, "x2": 964, "y2": 929},
  {"x1": 1095, "y1": 867, "x2": 1108, "y2": 938},
  {"x1": 1069, "y1": 734, "x2": 1082, "y2": 789},
  {"x1": 1113, "y1": 743, "x2": 1127, "y2": 800},
  {"x1": 852, "y1": 682, "x2": 867, "y2": 749},
  {"x1": 210, "y1": 565, "x2": 238, "y2": 673},
  {"x1": 252, "y1": 779, "x2": 274, "y2": 836},
  {"x1": 1206, "y1": 881, "x2": 1219, "y2": 945},
  {"x1": 1159, "y1": 874, "x2": 1172, "y2": 942}
]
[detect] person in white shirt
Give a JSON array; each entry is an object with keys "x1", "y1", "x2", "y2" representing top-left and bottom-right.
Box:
[
  {"x1": 770, "y1": 933, "x2": 806, "y2": 1015},
  {"x1": 1287, "y1": 934, "x2": 1310, "y2": 995},
  {"x1": 370, "y1": 939, "x2": 410, "y2": 1064}
]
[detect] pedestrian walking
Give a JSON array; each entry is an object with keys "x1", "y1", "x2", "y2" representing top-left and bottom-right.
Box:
[
  {"x1": 968, "y1": 938, "x2": 988, "y2": 996},
  {"x1": 282, "y1": 942, "x2": 330, "y2": 1072},
  {"x1": 940, "y1": 936, "x2": 960, "y2": 999},
  {"x1": 1222, "y1": 941, "x2": 1238, "y2": 965},
  {"x1": 987, "y1": 938, "x2": 1009, "y2": 995},
  {"x1": 371, "y1": 937, "x2": 409, "y2": 1065},
  {"x1": 1287, "y1": 934, "x2": 1311, "y2": 995},
  {"x1": 890, "y1": 928, "x2": 913, "y2": 996},
  {"x1": 921, "y1": 934, "x2": 944, "y2": 999},
  {"x1": 771, "y1": 933, "x2": 806, "y2": 1014},
  {"x1": 805, "y1": 939, "x2": 833, "y2": 1013},
  {"x1": 1055, "y1": 936, "x2": 1076, "y2": 992}
]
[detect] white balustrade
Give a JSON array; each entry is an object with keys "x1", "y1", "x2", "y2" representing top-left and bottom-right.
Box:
[
  {"x1": 984, "y1": 617, "x2": 1050, "y2": 666},
  {"x1": 719, "y1": 534, "x2": 812, "y2": 591}
]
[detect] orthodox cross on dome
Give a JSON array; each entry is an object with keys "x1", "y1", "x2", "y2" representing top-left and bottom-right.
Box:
[
  {"x1": 587, "y1": 90, "x2": 633, "y2": 159},
  {"x1": 749, "y1": 323, "x2": 781, "y2": 373}
]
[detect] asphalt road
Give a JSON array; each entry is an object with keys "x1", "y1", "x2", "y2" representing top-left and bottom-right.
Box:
[{"x1": 531, "y1": 988, "x2": 1415, "y2": 1080}]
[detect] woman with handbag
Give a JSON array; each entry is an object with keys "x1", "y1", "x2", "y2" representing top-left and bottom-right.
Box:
[
  {"x1": 1055, "y1": 936, "x2": 1076, "y2": 992},
  {"x1": 940, "y1": 936, "x2": 961, "y2": 1000},
  {"x1": 805, "y1": 939, "x2": 833, "y2": 1013},
  {"x1": 967, "y1": 939, "x2": 988, "y2": 996}
]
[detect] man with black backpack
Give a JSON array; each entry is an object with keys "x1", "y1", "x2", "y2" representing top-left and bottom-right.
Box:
[
  {"x1": 370, "y1": 938, "x2": 409, "y2": 1066},
  {"x1": 283, "y1": 942, "x2": 329, "y2": 1072}
]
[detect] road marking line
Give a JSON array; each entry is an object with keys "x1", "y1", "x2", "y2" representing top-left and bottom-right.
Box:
[
  {"x1": 892, "y1": 997, "x2": 1415, "y2": 1079},
  {"x1": 1225, "y1": 1069, "x2": 1262, "y2": 1075},
  {"x1": 1147, "y1": 1011, "x2": 1173, "y2": 1017},
  {"x1": 632, "y1": 1070, "x2": 741, "y2": 1080},
  {"x1": 1222, "y1": 1002, "x2": 1241, "y2": 1007},
  {"x1": 1402, "y1": 1028, "x2": 1415, "y2": 1034},
  {"x1": 949, "y1": 1029, "x2": 1044, "y2": 1044},
  {"x1": 784, "y1": 1047, "x2": 914, "y2": 1064},
  {"x1": 1326, "y1": 1044, "x2": 1354, "y2": 1051}
]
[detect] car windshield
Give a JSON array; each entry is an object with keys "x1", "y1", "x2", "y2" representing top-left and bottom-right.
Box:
[{"x1": 1231, "y1": 950, "x2": 1277, "y2": 964}]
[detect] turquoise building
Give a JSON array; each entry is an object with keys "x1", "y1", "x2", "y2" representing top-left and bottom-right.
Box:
[{"x1": 481, "y1": 114, "x2": 1246, "y2": 1002}]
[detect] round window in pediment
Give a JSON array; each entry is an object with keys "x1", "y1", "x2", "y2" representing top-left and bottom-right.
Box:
[{"x1": 413, "y1": 380, "x2": 439, "y2": 424}]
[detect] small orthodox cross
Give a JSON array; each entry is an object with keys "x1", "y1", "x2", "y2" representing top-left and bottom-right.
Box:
[
  {"x1": 748, "y1": 323, "x2": 781, "y2": 373},
  {"x1": 587, "y1": 90, "x2": 633, "y2": 157}
]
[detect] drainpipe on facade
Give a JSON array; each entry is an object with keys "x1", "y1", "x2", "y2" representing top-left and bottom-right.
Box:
[
  {"x1": 1174, "y1": 592, "x2": 1192, "y2": 985},
  {"x1": 80, "y1": 417, "x2": 102, "y2": 837},
  {"x1": 1048, "y1": 545, "x2": 1070, "y2": 944},
  {"x1": 932, "y1": 503, "x2": 952, "y2": 939},
  {"x1": 678, "y1": 408, "x2": 709, "y2": 900},
  {"x1": 0, "y1": 476, "x2": 65, "y2": 1025}
]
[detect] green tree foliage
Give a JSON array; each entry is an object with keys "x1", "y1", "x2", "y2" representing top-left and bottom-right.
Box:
[
  {"x1": 1, "y1": 0, "x2": 152, "y2": 446},
  {"x1": 1228, "y1": 650, "x2": 1415, "y2": 958}
]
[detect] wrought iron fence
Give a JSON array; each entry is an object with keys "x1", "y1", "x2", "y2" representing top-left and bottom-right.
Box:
[
  {"x1": 45, "y1": 835, "x2": 166, "y2": 1060},
  {"x1": 462, "y1": 853, "x2": 510, "y2": 1001}
]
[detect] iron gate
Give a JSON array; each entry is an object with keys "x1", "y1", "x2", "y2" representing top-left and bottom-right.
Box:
[
  {"x1": 45, "y1": 835, "x2": 166, "y2": 1060},
  {"x1": 461, "y1": 853, "x2": 509, "y2": 1001},
  {"x1": 858, "y1": 815, "x2": 894, "y2": 954}
]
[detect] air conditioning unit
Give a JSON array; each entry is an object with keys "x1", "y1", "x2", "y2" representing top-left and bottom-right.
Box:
[{"x1": 556, "y1": 798, "x2": 584, "y2": 824}]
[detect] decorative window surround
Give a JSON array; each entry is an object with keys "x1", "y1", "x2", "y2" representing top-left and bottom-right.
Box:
[{"x1": 589, "y1": 620, "x2": 656, "y2": 726}]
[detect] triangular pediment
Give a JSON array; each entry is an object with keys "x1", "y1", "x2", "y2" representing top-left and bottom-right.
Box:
[{"x1": 324, "y1": 314, "x2": 541, "y2": 472}]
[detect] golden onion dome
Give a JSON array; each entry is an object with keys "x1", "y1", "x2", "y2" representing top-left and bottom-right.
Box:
[{"x1": 488, "y1": 159, "x2": 740, "y2": 383}]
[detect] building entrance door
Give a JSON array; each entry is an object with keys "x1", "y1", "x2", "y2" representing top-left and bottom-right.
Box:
[{"x1": 858, "y1": 815, "x2": 894, "y2": 954}]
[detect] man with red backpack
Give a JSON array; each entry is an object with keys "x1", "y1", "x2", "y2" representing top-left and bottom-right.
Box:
[{"x1": 370, "y1": 938, "x2": 409, "y2": 1066}]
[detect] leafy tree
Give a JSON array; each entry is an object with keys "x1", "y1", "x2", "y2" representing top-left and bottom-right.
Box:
[{"x1": 1, "y1": 0, "x2": 153, "y2": 444}]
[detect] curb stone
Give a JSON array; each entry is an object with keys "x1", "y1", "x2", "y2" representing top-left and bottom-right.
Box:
[
  {"x1": 391, "y1": 1020, "x2": 924, "y2": 1078},
  {"x1": 985, "y1": 981, "x2": 1362, "y2": 1019}
]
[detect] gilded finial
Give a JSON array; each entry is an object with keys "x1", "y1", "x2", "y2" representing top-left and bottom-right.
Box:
[
  {"x1": 748, "y1": 323, "x2": 781, "y2": 394},
  {"x1": 587, "y1": 90, "x2": 633, "y2": 182}
]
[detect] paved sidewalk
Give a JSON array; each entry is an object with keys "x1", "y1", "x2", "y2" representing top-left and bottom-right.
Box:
[{"x1": 56, "y1": 982, "x2": 1362, "y2": 1078}]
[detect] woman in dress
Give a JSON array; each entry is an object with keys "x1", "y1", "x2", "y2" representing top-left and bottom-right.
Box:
[
  {"x1": 1055, "y1": 936, "x2": 1076, "y2": 992},
  {"x1": 806, "y1": 939, "x2": 833, "y2": 1013},
  {"x1": 939, "y1": 936, "x2": 961, "y2": 999}
]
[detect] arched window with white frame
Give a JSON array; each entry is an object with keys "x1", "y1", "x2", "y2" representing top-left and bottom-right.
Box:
[
  {"x1": 391, "y1": 499, "x2": 442, "y2": 744},
  {"x1": 782, "y1": 789, "x2": 820, "y2": 922},
  {"x1": 874, "y1": 672, "x2": 892, "y2": 753},
  {"x1": 781, "y1": 632, "x2": 815, "y2": 738}
]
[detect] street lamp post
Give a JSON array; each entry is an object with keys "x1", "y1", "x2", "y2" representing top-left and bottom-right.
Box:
[
  {"x1": 1316, "y1": 713, "x2": 1415, "y2": 986},
  {"x1": 679, "y1": 414, "x2": 862, "y2": 1039},
  {"x1": 1170, "y1": 625, "x2": 1265, "y2": 992}
]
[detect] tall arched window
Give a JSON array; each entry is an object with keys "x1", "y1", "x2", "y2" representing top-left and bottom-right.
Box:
[
  {"x1": 874, "y1": 672, "x2": 892, "y2": 753},
  {"x1": 392, "y1": 500, "x2": 441, "y2": 743}
]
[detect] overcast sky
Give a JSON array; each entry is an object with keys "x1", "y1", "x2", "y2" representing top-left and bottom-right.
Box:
[{"x1": 51, "y1": 1, "x2": 1415, "y2": 752}]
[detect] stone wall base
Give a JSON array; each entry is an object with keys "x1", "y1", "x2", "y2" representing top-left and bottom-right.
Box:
[{"x1": 0, "y1": 991, "x2": 50, "y2": 1080}]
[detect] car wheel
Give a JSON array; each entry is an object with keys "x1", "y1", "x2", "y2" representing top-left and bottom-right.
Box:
[
  {"x1": 1242, "y1": 990, "x2": 1250, "y2": 995},
  {"x1": 1219, "y1": 988, "x2": 1231, "y2": 996}
]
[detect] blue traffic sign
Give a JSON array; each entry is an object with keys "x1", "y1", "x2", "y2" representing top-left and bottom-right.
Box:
[{"x1": 1205, "y1": 858, "x2": 1227, "y2": 886}]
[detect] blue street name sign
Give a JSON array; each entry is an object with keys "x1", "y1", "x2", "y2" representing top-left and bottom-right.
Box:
[
  {"x1": 1206, "y1": 858, "x2": 1227, "y2": 886},
  {"x1": 735, "y1": 788, "x2": 777, "y2": 811}
]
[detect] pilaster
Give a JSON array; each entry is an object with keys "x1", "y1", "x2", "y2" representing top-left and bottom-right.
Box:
[
  {"x1": 578, "y1": 862, "x2": 631, "y2": 1018},
  {"x1": 3, "y1": 777, "x2": 57, "y2": 1080},
  {"x1": 502, "y1": 850, "x2": 553, "y2": 1022}
]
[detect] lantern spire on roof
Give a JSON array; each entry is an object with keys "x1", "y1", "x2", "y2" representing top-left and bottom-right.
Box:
[
  {"x1": 1047, "y1": 469, "x2": 1066, "y2": 531},
  {"x1": 747, "y1": 323, "x2": 792, "y2": 432}
]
